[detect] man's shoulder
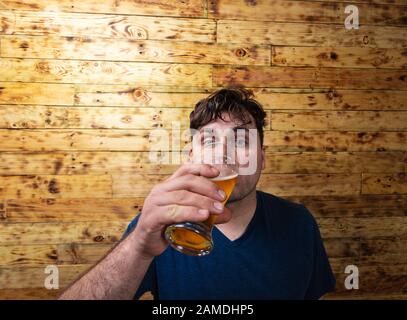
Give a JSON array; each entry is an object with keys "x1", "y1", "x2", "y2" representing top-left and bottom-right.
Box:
[
  {"x1": 257, "y1": 190, "x2": 316, "y2": 225},
  {"x1": 258, "y1": 190, "x2": 306, "y2": 210}
]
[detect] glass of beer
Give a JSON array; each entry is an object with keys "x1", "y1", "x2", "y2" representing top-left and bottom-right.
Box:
[{"x1": 164, "y1": 154, "x2": 238, "y2": 256}]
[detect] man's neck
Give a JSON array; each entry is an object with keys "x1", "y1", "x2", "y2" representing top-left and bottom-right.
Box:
[{"x1": 215, "y1": 189, "x2": 257, "y2": 241}]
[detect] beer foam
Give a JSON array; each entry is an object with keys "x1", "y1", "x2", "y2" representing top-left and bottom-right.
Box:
[{"x1": 210, "y1": 172, "x2": 238, "y2": 182}]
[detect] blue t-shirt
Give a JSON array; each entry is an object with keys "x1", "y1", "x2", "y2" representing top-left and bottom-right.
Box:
[{"x1": 123, "y1": 191, "x2": 336, "y2": 300}]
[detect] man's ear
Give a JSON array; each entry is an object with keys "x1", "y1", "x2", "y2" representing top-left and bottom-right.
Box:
[{"x1": 261, "y1": 145, "x2": 265, "y2": 170}]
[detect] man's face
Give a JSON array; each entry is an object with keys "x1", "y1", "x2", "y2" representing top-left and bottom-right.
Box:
[{"x1": 191, "y1": 112, "x2": 265, "y2": 203}]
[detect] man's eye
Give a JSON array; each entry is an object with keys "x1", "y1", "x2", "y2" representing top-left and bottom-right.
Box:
[
  {"x1": 203, "y1": 139, "x2": 215, "y2": 146},
  {"x1": 236, "y1": 139, "x2": 246, "y2": 147}
]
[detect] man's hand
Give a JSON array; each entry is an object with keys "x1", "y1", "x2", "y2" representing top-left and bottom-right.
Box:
[{"x1": 131, "y1": 163, "x2": 232, "y2": 259}]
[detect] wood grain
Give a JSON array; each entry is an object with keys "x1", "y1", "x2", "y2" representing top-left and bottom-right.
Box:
[
  {"x1": 73, "y1": 84, "x2": 210, "y2": 108},
  {"x1": 1, "y1": 0, "x2": 205, "y2": 17},
  {"x1": 0, "y1": 175, "x2": 112, "y2": 199},
  {"x1": 0, "y1": 105, "x2": 192, "y2": 129},
  {"x1": 0, "y1": 11, "x2": 14, "y2": 34},
  {"x1": 1, "y1": 58, "x2": 212, "y2": 86},
  {"x1": 270, "y1": 111, "x2": 407, "y2": 131},
  {"x1": 217, "y1": 20, "x2": 407, "y2": 48},
  {"x1": 57, "y1": 243, "x2": 114, "y2": 265},
  {"x1": 0, "y1": 221, "x2": 127, "y2": 245},
  {"x1": 0, "y1": 245, "x2": 58, "y2": 266},
  {"x1": 0, "y1": 129, "x2": 175, "y2": 151},
  {"x1": 272, "y1": 46, "x2": 407, "y2": 69},
  {"x1": 265, "y1": 151, "x2": 407, "y2": 174},
  {"x1": 3, "y1": 84, "x2": 405, "y2": 111},
  {"x1": 360, "y1": 238, "x2": 407, "y2": 256},
  {"x1": 1, "y1": 35, "x2": 270, "y2": 66},
  {"x1": 0, "y1": 82, "x2": 74, "y2": 105},
  {"x1": 318, "y1": 217, "x2": 407, "y2": 238},
  {"x1": 0, "y1": 288, "x2": 61, "y2": 300},
  {"x1": 265, "y1": 131, "x2": 407, "y2": 152},
  {"x1": 13, "y1": 10, "x2": 216, "y2": 42},
  {"x1": 213, "y1": 65, "x2": 407, "y2": 90},
  {"x1": 0, "y1": 264, "x2": 90, "y2": 289},
  {"x1": 209, "y1": 0, "x2": 407, "y2": 26},
  {"x1": 330, "y1": 257, "x2": 407, "y2": 294},
  {"x1": 0, "y1": 200, "x2": 5, "y2": 220},
  {"x1": 286, "y1": 195, "x2": 407, "y2": 217},
  {"x1": 256, "y1": 89, "x2": 407, "y2": 111},
  {"x1": 325, "y1": 293, "x2": 407, "y2": 300},
  {"x1": 320, "y1": 0, "x2": 407, "y2": 5},
  {"x1": 0, "y1": 151, "x2": 177, "y2": 175},
  {"x1": 362, "y1": 173, "x2": 407, "y2": 194},
  {"x1": 5, "y1": 198, "x2": 141, "y2": 222}
]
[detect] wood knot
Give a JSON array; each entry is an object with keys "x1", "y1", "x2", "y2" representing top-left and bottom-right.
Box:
[
  {"x1": 363, "y1": 35, "x2": 369, "y2": 44},
  {"x1": 93, "y1": 235, "x2": 105, "y2": 242},
  {"x1": 244, "y1": 0, "x2": 257, "y2": 6},
  {"x1": 396, "y1": 173, "x2": 406, "y2": 180},
  {"x1": 121, "y1": 115, "x2": 132, "y2": 123},
  {"x1": 131, "y1": 88, "x2": 151, "y2": 103},
  {"x1": 48, "y1": 179, "x2": 60, "y2": 194},
  {"x1": 326, "y1": 90, "x2": 335, "y2": 100},
  {"x1": 35, "y1": 61, "x2": 51, "y2": 74},
  {"x1": 235, "y1": 48, "x2": 247, "y2": 58},
  {"x1": 19, "y1": 41, "x2": 29, "y2": 49}
]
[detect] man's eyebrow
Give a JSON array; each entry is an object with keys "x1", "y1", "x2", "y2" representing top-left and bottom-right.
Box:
[
  {"x1": 197, "y1": 120, "x2": 254, "y2": 134},
  {"x1": 198, "y1": 126, "x2": 252, "y2": 134},
  {"x1": 232, "y1": 126, "x2": 250, "y2": 131}
]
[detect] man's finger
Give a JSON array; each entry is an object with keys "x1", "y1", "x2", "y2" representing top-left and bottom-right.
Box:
[
  {"x1": 214, "y1": 207, "x2": 232, "y2": 225},
  {"x1": 155, "y1": 190, "x2": 225, "y2": 214},
  {"x1": 167, "y1": 163, "x2": 219, "y2": 180},
  {"x1": 161, "y1": 204, "x2": 211, "y2": 225},
  {"x1": 162, "y1": 174, "x2": 226, "y2": 202}
]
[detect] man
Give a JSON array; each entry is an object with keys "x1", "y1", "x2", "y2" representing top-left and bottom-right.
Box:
[{"x1": 59, "y1": 88, "x2": 336, "y2": 300}]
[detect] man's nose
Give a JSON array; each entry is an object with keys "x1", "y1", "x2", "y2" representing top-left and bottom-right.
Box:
[{"x1": 215, "y1": 136, "x2": 235, "y2": 156}]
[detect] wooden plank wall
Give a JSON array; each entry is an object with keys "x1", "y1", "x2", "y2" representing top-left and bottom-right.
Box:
[{"x1": 0, "y1": 0, "x2": 406, "y2": 300}]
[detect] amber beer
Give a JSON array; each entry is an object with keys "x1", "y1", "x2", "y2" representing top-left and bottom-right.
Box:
[
  {"x1": 164, "y1": 169, "x2": 238, "y2": 256},
  {"x1": 204, "y1": 172, "x2": 238, "y2": 227}
]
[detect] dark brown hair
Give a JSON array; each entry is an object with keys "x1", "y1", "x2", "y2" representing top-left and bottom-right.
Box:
[{"x1": 189, "y1": 87, "x2": 267, "y2": 145}]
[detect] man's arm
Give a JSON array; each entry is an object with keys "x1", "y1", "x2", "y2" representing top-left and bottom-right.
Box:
[
  {"x1": 58, "y1": 228, "x2": 152, "y2": 300},
  {"x1": 59, "y1": 164, "x2": 231, "y2": 300}
]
